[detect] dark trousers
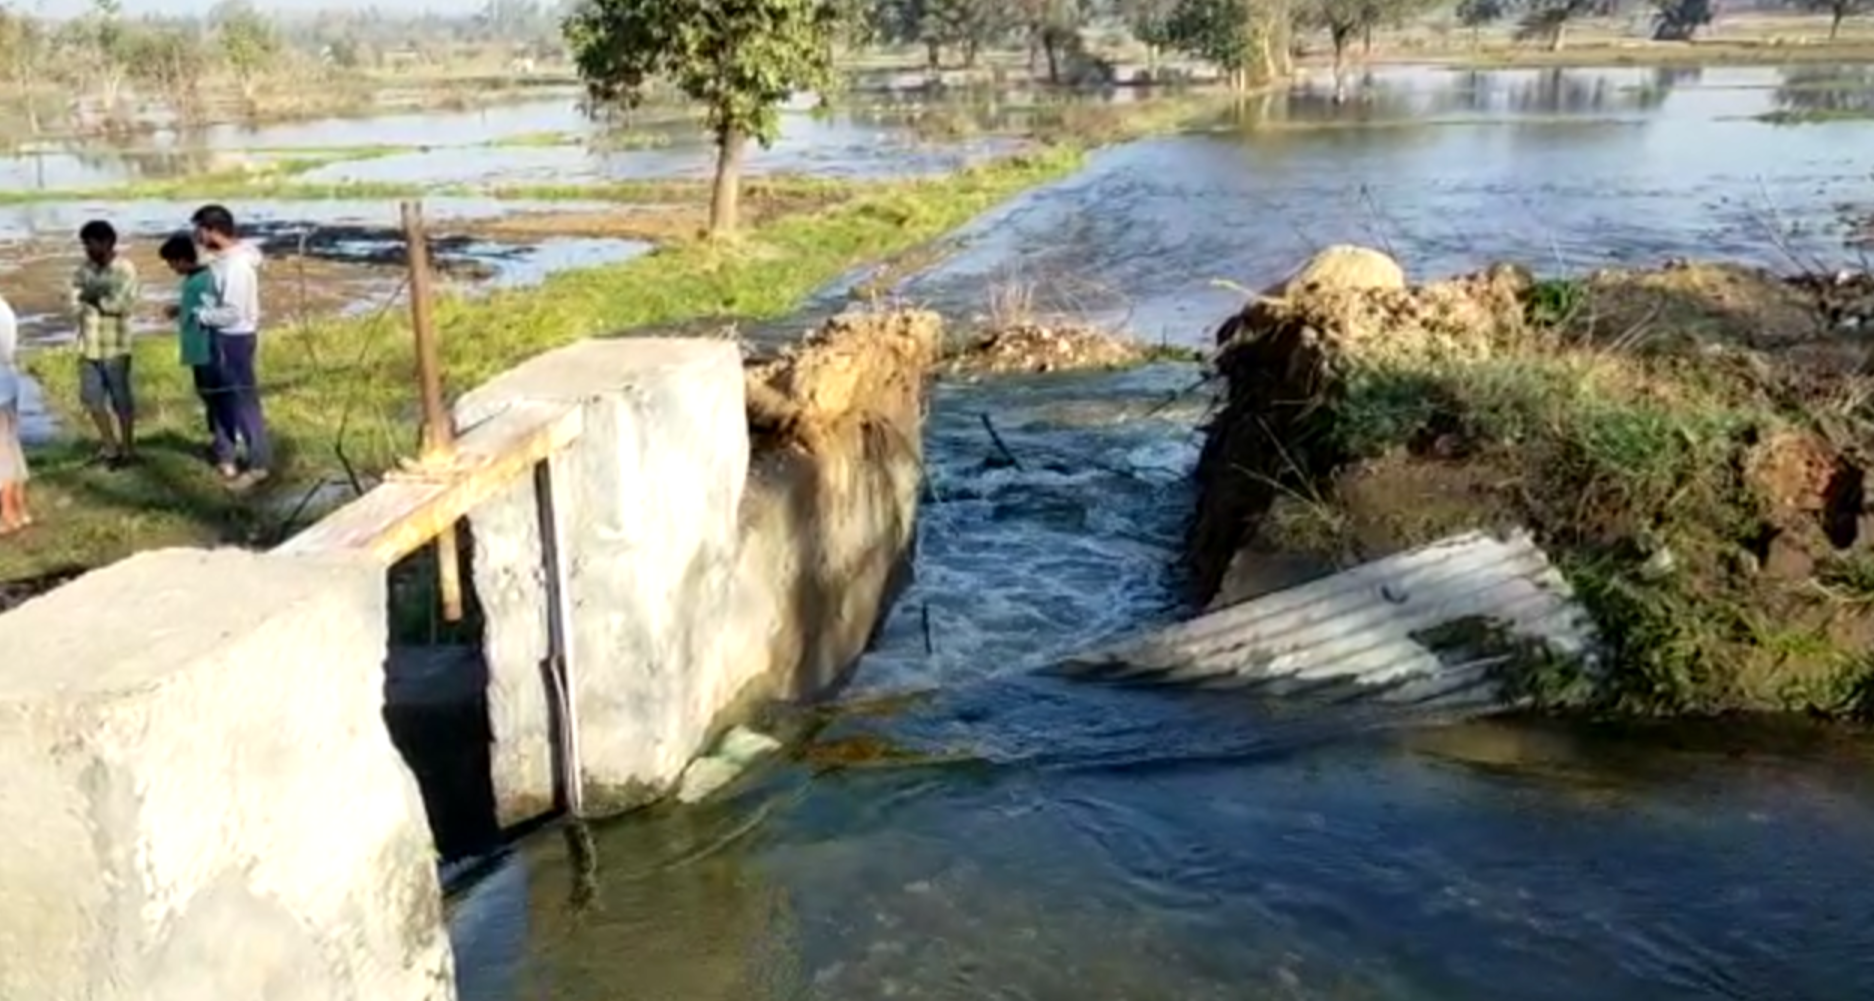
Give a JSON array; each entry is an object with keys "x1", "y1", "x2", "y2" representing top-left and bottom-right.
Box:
[
  {"x1": 190, "y1": 362, "x2": 236, "y2": 465},
  {"x1": 211, "y1": 331, "x2": 271, "y2": 471}
]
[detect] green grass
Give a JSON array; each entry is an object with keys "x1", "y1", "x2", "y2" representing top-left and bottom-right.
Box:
[
  {"x1": 4, "y1": 145, "x2": 1091, "y2": 582},
  {"x1": 1753, "y1": 108, "x2": 1874, "y2": 125},
  {"x1": 1321, "y1": 317, "x2": 1870, "y2": 716}
]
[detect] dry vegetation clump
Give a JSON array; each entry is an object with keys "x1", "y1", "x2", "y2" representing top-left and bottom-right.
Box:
[
  {"x1": 744, "y1": 307, "x2": 941, "y2": 452},
  {"x1": 941, "y1": 321, "x2": 1152, "y2": 376},
  {"x1": 1191, "y1": 246, "x2": 1874, "y2": 717},
  {"x1": 938, "y1": 276, "x2": 1192, "y2": 377}
]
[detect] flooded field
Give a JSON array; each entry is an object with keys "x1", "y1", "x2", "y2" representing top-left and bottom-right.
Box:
[
  {"x1": 431, "y1": 62, "x2": 1874, "y2": 1000},
  {"x1": 903, "y1": 63, "x2": 1874, "y2": 342},
  {"x1": 0, "y1": 96, "x2": 1022, "y2": 195}
]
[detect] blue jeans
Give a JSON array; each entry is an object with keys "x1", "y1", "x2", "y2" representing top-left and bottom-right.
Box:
[{"x1": 211, "y1": 331, "x2": 270, "y2": 470}]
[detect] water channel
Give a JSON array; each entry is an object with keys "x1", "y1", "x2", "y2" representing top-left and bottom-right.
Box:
[
  {"x1": 8, "y1": 61, "x2": 1874, "y2": 996},
  {"x1": 440, "y1": 63, "x2": 1874, "y2": 1000}
]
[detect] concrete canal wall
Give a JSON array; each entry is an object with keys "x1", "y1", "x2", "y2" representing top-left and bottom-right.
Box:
[{"x1": 0, "y1": 311, "x2": 938, "y2": 998}]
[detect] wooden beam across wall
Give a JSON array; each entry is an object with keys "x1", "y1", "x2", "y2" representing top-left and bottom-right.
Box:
[{"x1": 276, "y1": 401, "x2": 586, "y2": 565}]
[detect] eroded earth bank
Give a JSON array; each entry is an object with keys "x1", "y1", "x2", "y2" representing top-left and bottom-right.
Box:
[{"x1": 1191, "y1": 246, "x2": 1874, "y2": 716}]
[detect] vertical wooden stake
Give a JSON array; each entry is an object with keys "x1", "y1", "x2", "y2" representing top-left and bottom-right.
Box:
[{"x1": 401, "y1": 200, "x2": 464, "y2": 623}]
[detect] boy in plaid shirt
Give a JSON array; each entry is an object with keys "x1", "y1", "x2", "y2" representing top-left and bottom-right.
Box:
[{"x1": 70, "y1": 219, "x2": 140, "y2": 467}]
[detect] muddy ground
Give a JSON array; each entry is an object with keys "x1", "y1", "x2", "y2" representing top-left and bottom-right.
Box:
[
  {"x1": 1191, "y1": 247, "x2": 1874, "y2": 716},
  {"x1": 467, "y1": 184, "x2": 848, "y2": 244},
  {"x1": 0, "y1": 231, "x2": 463, "y2": 344}
]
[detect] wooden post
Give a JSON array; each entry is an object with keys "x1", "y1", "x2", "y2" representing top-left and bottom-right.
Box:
[{"x1": 401, "y1": 200, "x2": 464, "y2": 623}]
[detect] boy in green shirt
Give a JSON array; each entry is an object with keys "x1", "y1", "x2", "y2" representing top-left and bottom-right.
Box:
[
  {"x1": 160, "y1": 235, "x2": 234, "y2": 468},
  {"x1": 70, "y1": 219, "x2": 140, "y2": 467}
]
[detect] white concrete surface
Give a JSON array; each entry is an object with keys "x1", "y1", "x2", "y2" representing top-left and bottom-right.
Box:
[
  {"x1": 0, "y1": 548, "x2": 454, "y2": 1001},
  {"x1": 458, "y1": 338, "x2": 750, "y2": 824}
]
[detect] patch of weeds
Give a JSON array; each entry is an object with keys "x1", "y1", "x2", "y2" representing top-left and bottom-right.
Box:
[
  {"x1": 1840, "y1": 657, "x2": 1874, "y2": 720},
  {"x1": 1754, "y1": 108, "x2": 1874, "y2": 126},
  {"x1": 1817, "y1": 553, "x2": 1874, "y2": 603},
  {"x1": 1524, "y1": 277, "x2": 1587, "y2": 328},
  {"x1": 1329, "y1": 344, "x2": 1806, "y2": 713},
  {"x1": 1560, "y1": 551, "x2": 1719, "y2": 714},
  {"x1": 1412, "y1": 614, "x2": 1599, "y2": 708}
]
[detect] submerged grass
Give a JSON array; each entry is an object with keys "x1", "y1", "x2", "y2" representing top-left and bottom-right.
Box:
[
  {"x1": 1754, "y1": 108, "x2": 1874, "y2": 125},
  {"x1": 4, "y1": 145, "x2": 1089, "y2": 581}
]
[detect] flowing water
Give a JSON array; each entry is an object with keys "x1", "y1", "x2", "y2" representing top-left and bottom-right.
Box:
[
  {"x1": 441, "y1": 64, "x2": 1874, "y2": 1000},
  {"x1": 22, "y1": 62, "x2": 1874, "y2": 995}
]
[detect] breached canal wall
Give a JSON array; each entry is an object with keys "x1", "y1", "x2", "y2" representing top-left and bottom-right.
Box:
[{"x1": 0, "y1": 310, "x2": 938, "y2": 998}]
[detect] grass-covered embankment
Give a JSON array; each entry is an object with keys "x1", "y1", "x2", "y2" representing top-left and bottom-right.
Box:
[
  {"x1": 2, "y1": 145, "x2": 1091, "y2": 583},
  {"x1": 1192, "y1": 251, "x2": 1874, "y2": 717}
]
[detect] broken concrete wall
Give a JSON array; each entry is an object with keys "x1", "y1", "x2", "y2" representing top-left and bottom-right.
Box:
[
  {"x1": 458, "y1": 339, "x2": 749, "y2": 826},
  {"x1": 460, "y1": 311, "x2": 938, "y2": 825}
]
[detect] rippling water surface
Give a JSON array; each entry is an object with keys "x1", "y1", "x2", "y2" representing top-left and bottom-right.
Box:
[{"x1": 447, "y1": 63, "x2": 1874, "y2": 1000}]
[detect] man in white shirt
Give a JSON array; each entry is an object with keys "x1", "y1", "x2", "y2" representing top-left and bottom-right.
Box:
[{"x1": 190, "y1": 204, "x2": 270, "y2": 488}]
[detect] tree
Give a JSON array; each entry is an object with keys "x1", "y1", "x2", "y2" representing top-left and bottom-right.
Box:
[
  {"x1": 1798, "y1": 0, "x2": 1874, "y2": 39},
  {"x1": 126, "y1": 23, "x2": 208, "y2": 125},
  {"x1": 1512, "y1": 0, "x2": 1616, "y2": 51},
  {"x1": 1013, "y1": 0, "x2": 1090, "y2": 81},
  {"x1": 0, "y1": 4, "x2": 48, "y2": 133},
  {"x1": 565, "y1": 0, "x2": 848, "y2": 235},
  {"x1": 1650, "y1": 0, "x2": 1712, "y2": 39},
  {"x1": 873, "y1": 0, "x2": 1011, "y2": 69},
  {"x1": 1296, "y1": 0, "x2": 1374, "y2": 100},
  {"x1": 1454, "y1": 0, "x2": 1507, "y2": 45},
  {"x1": 1161, "y1": 0, "x2": 1288, "y2": 89},
  {"x1": 54, "y1": 0, "x2": 141, "y2": 130},
  {"x1": 211, "y1": 0, "x2": 280, "y2": 111},
  {"x1": 1118, "y1": 0, "x2": 1180, "y2": 68}
]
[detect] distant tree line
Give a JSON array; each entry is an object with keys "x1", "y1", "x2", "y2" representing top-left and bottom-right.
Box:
[
  {"x1": 558, "y1": 0, "x2": 1873, "y2": 238},
  {"x1": 0, "y1": 0, "x2": 577, "y2": 133}
]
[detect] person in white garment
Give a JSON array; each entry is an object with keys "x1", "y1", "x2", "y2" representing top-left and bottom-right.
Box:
[{"x1": 0, "y1": 290, "x2": 32, "y2": 534}]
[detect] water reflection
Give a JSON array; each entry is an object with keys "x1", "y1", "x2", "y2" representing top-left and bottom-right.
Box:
[
  {"x1": 11, "y1": 64, "x2": 1874, "y2": 195},
  {"x1": 1773, "y1": 64, "x2": 1874, "y2": 118},
  {"x1": 894, "y1": 65, "x2": 1874, "y2": 346},
  {"x1": 456, "y1": 812, "x2": 809, "y2": 1000},
  {"x1": 455, "y1": 701, "x2": 1874, "y2": 1000}
]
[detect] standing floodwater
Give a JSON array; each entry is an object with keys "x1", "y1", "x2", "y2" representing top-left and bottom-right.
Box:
[{"x1": 450, "y1": 63, "x2": 1874, "y2": 1000}]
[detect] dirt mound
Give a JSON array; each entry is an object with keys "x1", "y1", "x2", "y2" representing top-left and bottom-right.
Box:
[
  {"x1": 1261, "y1": 243, "x2": 1408, "y2": 300},
  {"x1": 1557, "y1": 261, "x2": 1874, "y2": 375},
  {"x1": 1215, "y1": 260, "x2": 1535, "y2": 359},
  {"x1": 745, "y1": 308, "x2": 941, "y2": 449},
  {"x1": 1191, "y1": 246, "x2": 1874, "y2": 717},
  {"x1": 940, "y1": 322, "x2": 1147, "y2": 377},
  {"x1": 731, "y1": 308, "x2": 938, "y2": 701}
]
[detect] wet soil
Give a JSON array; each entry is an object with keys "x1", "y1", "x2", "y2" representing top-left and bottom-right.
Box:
[
  {"x1": 939, "y1": 322, "x2": 1155, "y2": 377},
  {"x1": 1191, "y1": 248, "x2": 1874, "y2": 715},
  {"x1": 0, "y1": 236, "x2": 411, "y2": 344}
]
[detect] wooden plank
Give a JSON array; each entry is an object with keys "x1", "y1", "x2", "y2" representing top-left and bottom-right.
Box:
[{"x1": 277, "y1": 401, "x2": 585, "y2": 564}]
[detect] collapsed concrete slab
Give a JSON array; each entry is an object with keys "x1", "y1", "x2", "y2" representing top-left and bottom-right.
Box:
[{"x1": 0, "y1": 548, "x2": 452, "y2": 1001}]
